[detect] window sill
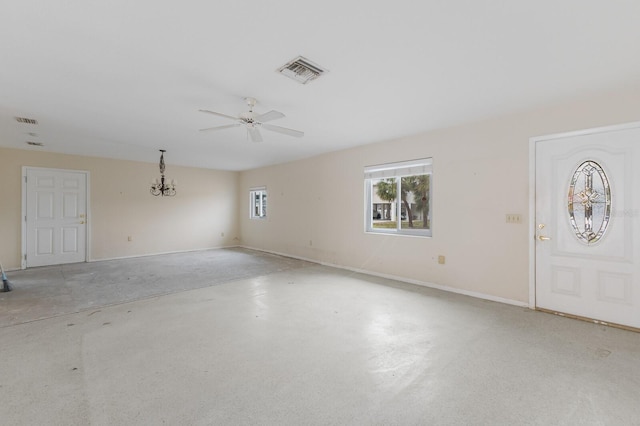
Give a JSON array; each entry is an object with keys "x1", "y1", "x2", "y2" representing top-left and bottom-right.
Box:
[{"x1": 365, "y1": 229, "x2": 432, "y2": 238}]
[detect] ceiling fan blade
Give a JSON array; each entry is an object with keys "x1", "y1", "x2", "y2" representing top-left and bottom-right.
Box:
[
  {"x1": 254, "y1": 110, "x2": 285, "y2": 123},
  {"x1": 248, "y1": 127, "x2": 263, "y2": 143},
  {"x1": 262, "y1": 123, "x2": 304, "y2": 138},
  {"x1": 199, "y1": 123, "x2": 241, "y2": 132},
  {"x1": 198, "y1": 109, "x2": 238, "y2": 121}
]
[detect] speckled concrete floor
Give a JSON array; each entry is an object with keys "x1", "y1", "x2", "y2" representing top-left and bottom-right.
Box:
[{"x1": 1, "y1": 250, "x2": 639, "y2": 425}]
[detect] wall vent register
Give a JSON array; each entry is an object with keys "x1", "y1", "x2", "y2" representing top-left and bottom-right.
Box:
[
  {"x1": 15, "y1": 116, "x2": 38, "y2": 125},
  {"x1": 277, "y1": 56, "x2": 327, "y2": 84}
]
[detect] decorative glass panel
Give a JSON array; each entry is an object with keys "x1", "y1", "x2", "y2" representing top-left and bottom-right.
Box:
[{"x1": 567, "y1": 160, "x2": 611, "y2": 245}]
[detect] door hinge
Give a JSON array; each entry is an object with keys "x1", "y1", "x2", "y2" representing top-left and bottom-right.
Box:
[
  {"x1": 24, "y1": 254, "x2": 27, "y2": 260},
  {"x1": 24, "y1": 176, "x2": 27, "y2": 183}
]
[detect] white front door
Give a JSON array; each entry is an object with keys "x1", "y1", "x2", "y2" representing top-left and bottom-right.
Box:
[
  {"x1": 24, "y1": 168, "x2": 88, "y2": 267},
  {"x1": 534, "y1": 123, "x2": 640, "y2": 329}
]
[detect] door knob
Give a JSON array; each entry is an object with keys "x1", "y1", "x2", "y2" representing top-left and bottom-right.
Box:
[{"x1": 537, "y1": 224, "x2": 550, "y2": 241}]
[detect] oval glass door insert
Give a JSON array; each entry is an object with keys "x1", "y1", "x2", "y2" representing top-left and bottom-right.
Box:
[{"x1": 567, "y1": 160, "x2": 611, "y2": 244}]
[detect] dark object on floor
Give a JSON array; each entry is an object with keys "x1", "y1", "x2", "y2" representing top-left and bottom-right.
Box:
[{"x1": 1, "y1": 263, "x2": 12, "y2": 292}]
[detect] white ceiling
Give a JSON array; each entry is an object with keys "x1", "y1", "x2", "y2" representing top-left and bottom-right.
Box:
[{"x1": 2, "y1": 1, "x2": 640, "y2": 171}]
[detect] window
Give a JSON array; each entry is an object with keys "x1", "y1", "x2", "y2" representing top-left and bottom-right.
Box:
[
  {"x1": 365, "y1": 158, "x2": 432, "y2": 236},
  {"x1": 250, "y1": 187, "x2": 267, "y2": 219}
]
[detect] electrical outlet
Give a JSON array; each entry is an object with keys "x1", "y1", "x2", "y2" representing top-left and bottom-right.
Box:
[
  {"x1": 506, "y1": 214, "x2": 522, "y2": 224},
  {"x1": 438, "y1": 255, "x2": 445, "y2": 264}
]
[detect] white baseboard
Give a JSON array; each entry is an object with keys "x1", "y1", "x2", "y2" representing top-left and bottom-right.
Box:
[
  {"x1": 92, "y1": 245, "x2": 241, "y2": 263},
  {"x1": 240, "y1": 245, "x2": 529, "y2": 308},
  {"x1": 14, "y1": 244, "x2": 528, "y2": 309}
]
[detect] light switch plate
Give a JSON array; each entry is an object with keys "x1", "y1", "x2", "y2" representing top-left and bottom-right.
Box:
[{"x1": 506, "y1": 214, "x2": 522, "y2": 224}]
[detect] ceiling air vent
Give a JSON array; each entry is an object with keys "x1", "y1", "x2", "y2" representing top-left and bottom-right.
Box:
[
  {"x1": 277, "y1": 56, "x2": 326, "y2": 84},
  {"x1": 26, "y1": 141, "x2": 44, "y2": 146},
  {"x1": 15, "y1": 117, "x2": 38, "y2": 125}
]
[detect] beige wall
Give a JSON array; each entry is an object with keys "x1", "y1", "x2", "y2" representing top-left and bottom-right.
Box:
[
  {"x1": 239, "y1": 87, "x2": 640, "y2": 304},
  {"x1": 0, "y1": 148, "x2": 240, "y2": 269},
  {"x1": 3, "y1": 87, "x2": 639, "y2": 304}
]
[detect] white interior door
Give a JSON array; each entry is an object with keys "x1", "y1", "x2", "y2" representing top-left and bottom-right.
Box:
[
  {"x1": 25, "y1": 168, "x2": 88, "y2": 267},
  {"x1": 535, "y1": 123, "x2": 640, "y2": 329}
]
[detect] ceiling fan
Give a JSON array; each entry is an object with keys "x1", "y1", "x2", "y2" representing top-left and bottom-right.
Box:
[{"x1": 199, "y1": 97, "x2": 304, "y2": 143}]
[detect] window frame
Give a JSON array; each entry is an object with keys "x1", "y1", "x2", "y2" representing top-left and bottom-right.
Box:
[
  {"x1": 249, "y1": 187, "x2": 267, "y2": 219},
  {"x1": 364, "y1": 158, "x2": 432, "y2": 237}
]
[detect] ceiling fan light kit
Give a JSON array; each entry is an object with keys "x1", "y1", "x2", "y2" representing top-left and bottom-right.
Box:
[{"x1": 199, "y1": 97, "x2": 304, "y2": 143}]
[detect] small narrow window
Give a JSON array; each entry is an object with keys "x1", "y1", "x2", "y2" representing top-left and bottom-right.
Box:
[
  {"x1": 250, "y1": 187, "x2": 267, "y2": 219},
  {"x1": 365, "y1": 158, "x2": 432, "y2": 237}
]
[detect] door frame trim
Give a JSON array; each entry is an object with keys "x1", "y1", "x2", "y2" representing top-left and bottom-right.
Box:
[
  {"x1": 528, "y1": 120, "x2": 640, "y2": 310},
  {"x1": 21, "y1": 166, "x2": 92, "y2": 269}
]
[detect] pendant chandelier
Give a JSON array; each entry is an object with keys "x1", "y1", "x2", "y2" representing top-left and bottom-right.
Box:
[{"x1": 150, "y1": 149, "x2": 176, "y2": 197}]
